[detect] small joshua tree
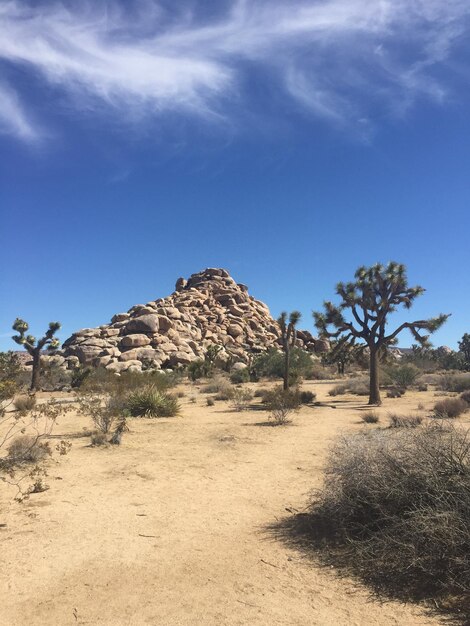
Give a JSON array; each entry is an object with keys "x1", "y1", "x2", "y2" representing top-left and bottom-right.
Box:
[
  {"x1": 278, "y1": 311, "x2": 301, "y2": 390},
  {"x1": 314, "y1": 263, "x2": 448, "y2": 405},
  {"x1": 12, "y1": 319, "x2": 61, "y2": 391},
  {"x1": 458, "y1": 333, "x2": 470, "y2": 371}
]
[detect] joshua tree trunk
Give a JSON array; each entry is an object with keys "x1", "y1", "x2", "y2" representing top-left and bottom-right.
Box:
[
  {"x1": 30, "y1": 350, "x2": 41, "y2": 392},
  {"x1": 283, "y1": 342, "x2": 290, "y2": 391},
  {"x1": 368, "y1": 347, "x2": 381, "y2": 405}
]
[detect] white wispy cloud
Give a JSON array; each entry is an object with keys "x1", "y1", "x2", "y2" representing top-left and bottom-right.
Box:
[{"x1": 0, "y1": 0, "x2": 469, "y2": 142}]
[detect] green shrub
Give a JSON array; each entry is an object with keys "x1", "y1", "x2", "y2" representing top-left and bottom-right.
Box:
[
  {"x1": 70, "y1": 366, "x2": 92, "y2": 388},
  {"x1": 303, "y1": 424, "x2": 470, "y2": 617},
  {"x1": 433, "y1": 397, "x2": 468, "y2": 419},
  {"x1": 230, "y1": 368, "x2": 250, "y2": 384},
  {"x1": 362, "y1": 411, "x2": 379, "y2": 424},
  {"x1": 385, "y1": 364, "x2": 420, "y2": 389},
  {"x1": 389, "y1": 414, "x2": 423, "y2": 428},
  {"x1": 253, "y1": 348, "x2": 314, "y2": 382},
  {"x1": 0, "y1": 351, "x2": 22, "y2": 383},
  {"x1": 264, "y1": 387, "x2": 301, "y2": 425},
  {"x1": 126, "y1": 386, "x2": 180, "y2": 417},
  {"x1": 187, "y1": 360, "x2": 210, "y2": 381}
]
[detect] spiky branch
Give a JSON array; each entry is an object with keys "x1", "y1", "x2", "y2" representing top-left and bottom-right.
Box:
[{"x1": 12, "y1": 319, "x2": 61, "y2": 391}]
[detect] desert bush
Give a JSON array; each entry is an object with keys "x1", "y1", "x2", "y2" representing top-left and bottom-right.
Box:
[
  {"x1": 70, "y1": 366, "x2": 92, "y2": 388},
  {"x1": 389, "y1": 414, "x2": 423, "y2": 428},
  {"x1": 299, "y1": 390, "x2": 316, "y2": 404},
  {"x1": 435, "y1": 372, "x2": 470, "y2": 393},
  {"x1": 230, "y1": 388, "x2": 253, "y2": 411},
  {"x1": 386, "y1": 387, "x2": 404, "y2": 398},
  {"x1": 202, "y1": 376, "x2": 231, "y2": 394},
  {"x1": 329, "y1": 377, "x2": 369, "y2": 397},
  {"x1": 187, "y1": 359, "x2": 210, "y2": 381},
  {"x1": 0, "y1": 351, "x2": 22, "y2": 383},
  {"x1": 90, "y1": 431, "x2": 108, "y2": 446},
  {"x1": 417, "y1": 383, "x2": 428, "y2": 392},
  {"x1": 206, "y1": 397, "x2": 215, "y2": 407},
  {"x1": 229, "y1": 368, "x2": 250, "y2": 384},
  {"x1": 13, "y1": 394, "x2": 37, "y2": 413},
  {"x1": 264, "y1": 387, "x2": 301, "y2": 425},
  {"x1": 385, "y1": 364, "x2": 420, "y2": 389},
  {"x1": 305, "y1": 363, "x2": 336, "y2": 381},
  {"x1": 305, "y1": 424, "x2": 470, "y2": 616},
  {"x1": 253, "y1": 348, "x2": 314, "y2": 383},
  {"x1": 460, "y1": 390, "x2": 470, "y2": 404},
  {"x1": 77, "y1": 393, "x2": 127, "y2": 434},
  {"x1": 362, "y1": 411, "x2": 379, "y2": 424},
  {"x1": 39, "y1": 362, "x2": 72, "y2": 391},
  {"x1": 126, "y1": 386, "x2": 180, "y2": 417},
  {"x1": 7, "y1": 435, "x2": 51, "y2": 464},
  {"x1": 433, "y1": 397, "x2": 468, "y2": 419}
]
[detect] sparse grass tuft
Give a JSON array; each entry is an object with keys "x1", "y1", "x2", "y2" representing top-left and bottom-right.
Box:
[
  {"x1": 362, "y1": 411, "x2": 379, "y2": 424},
  {"x1": 389, "y1": 414, "x2": 423, "y2": 428}
]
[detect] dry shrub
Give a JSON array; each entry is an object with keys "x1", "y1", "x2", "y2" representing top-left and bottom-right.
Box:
[
  {"x1": 264, "y1": 387, "x2": 301, "y2": 425},
  {"x1": 202, "y1": 376, "x2": 232, "y2": 398},
  {"x1": 13, "y1": 394, "x2": 36, "y2": 413},
  {"x1": 77, "y1": 393, "x2": 126, "y2": 434},
  {"x1": 433, "y1": 397, "x2": 468, "y2": 419},
  {"x1": 299, "y1": 390, "x2": 316, "y2": 405},
  {"x1": 460, "y1": 390, "x2": 470, "y2": 405},
  {"x1": 389, "y1": 414, "x2": 423, "y2": 428},
  {"x1": 206, "y1": 397, "x2": 215, "y2": 407},
  {"x1": 386, "y1": 387, "x2": 404, "y2": 399},
  {"x1": 436, "y1": 373, "x2": 470, "y2": 393},
  {"x1": 7, "y1": 435, "x2": 51, "y2": 464},
  {"x1": 329, "y1": 377, "x2": 369, "y2": 397},
  {"x1": 362, "y1": 411, "x2": 379, "y2": 424},
  {"x1": 90, "y1": 431, "x2": 108, "y2": 447},
  {"x1": 305, "y1": 423, "x2": 470, "y2": 617},
  {"x1": 254, "y1": 388, "x2": 270, "y2": 398},
  {"x1": 230, "y1": 388, "x2": 253, "y2": 411}
]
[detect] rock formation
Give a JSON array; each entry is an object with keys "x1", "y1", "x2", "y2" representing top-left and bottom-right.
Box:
[{"x1": 61, "y1": 268, "x2": 325, "y2": 372}]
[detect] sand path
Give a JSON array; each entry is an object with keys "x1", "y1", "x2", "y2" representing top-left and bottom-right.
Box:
[{"x1": 1, "y1": 383, "x2": 443, "y2": 625}]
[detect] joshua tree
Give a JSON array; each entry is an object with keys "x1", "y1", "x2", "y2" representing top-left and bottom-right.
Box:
[
  {"x1": 322, "y1": 338, "x2": 358, "y2": 375},
  {"x1": 12, "y1": 319, "x2": 61, "y2": 391},
  {"x1": 313, "y1": 263, "x2": 448, "y2": 405},
  {"x1": 278, "y1": 311, "x2": 301, "y2": 390},
  {"x1": 458, "y1": 333, "x2": 470, "y2": 370}
]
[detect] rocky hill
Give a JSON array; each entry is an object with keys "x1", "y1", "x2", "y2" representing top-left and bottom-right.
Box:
[{"x1": 60, "y1": 268, "x2": 326, "y2": 372}]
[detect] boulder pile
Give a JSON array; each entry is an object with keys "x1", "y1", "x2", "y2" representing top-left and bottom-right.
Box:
[{"x1": 60, "y1": 268, "x2": 325, "y2": 373}]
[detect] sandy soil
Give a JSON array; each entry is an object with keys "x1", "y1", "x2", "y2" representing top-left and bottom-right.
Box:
[{"x1": 1, "y1": 381, "x2": 463, "y2": 626}]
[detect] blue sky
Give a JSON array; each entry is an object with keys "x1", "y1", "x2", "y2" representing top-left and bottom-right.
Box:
[{"x1": 1, "y1": 0, "x2": 469, "y2": 351}]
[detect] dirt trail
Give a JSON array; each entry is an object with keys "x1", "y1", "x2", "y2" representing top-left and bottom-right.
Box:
[{"x1": 1, "y1": 383, "x2": 444, "y2": 625}]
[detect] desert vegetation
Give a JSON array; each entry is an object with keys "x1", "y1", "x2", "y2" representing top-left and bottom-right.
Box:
[{"x1": 2, "y1": 263, "x2": 469, "y2": 625}]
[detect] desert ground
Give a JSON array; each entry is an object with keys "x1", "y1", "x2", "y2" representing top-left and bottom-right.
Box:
[{"x1": 1, "y1": 381, "x2": 466, "y2": 626}]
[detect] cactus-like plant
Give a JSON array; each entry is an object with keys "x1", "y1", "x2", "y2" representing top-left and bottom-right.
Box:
[
  {"x1": 12, "y1": 318, "x2": 61, "y2": 391},
  {"x1": 278, "y1": 311, "x2": 301, "y2": 390},
  {"x1": 314, "y1": 262, "x2": 449, "y2": 405}
]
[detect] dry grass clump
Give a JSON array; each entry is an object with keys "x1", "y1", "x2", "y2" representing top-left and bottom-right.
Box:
[
  {"x1": 126, "y1": 386, "x2": 180, "y2": 417},
  {"x1": 433, "y1": 397, "x2": 468, "y2": 419},
  {"x1": 389, "y1": 414, "x2": 423, "y2": 428},
  {"x1": 7, "y1": 435, "x2": 51, "y2": 464},
  {"x1": 299, "y1": 390, "x2": 316, "y2": 405},
  {"x1": 361, "y1": 411, "x2": 379, "y2": 424},
  {"x1": 206, "y1": 397, "x2": 215, "y2": 407},
  {"x1": 329, "y1": 377, "x2": 369, "y2": 397},
  {"x1": 302, "y1": 423, "x2": 470, "y2": 618},
  {"x1": 13, "y1": 394, "x2": 36, "y2": 413},
  {"x1": 386, "y1": 387, "x2": 404, "y2": 398}
]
